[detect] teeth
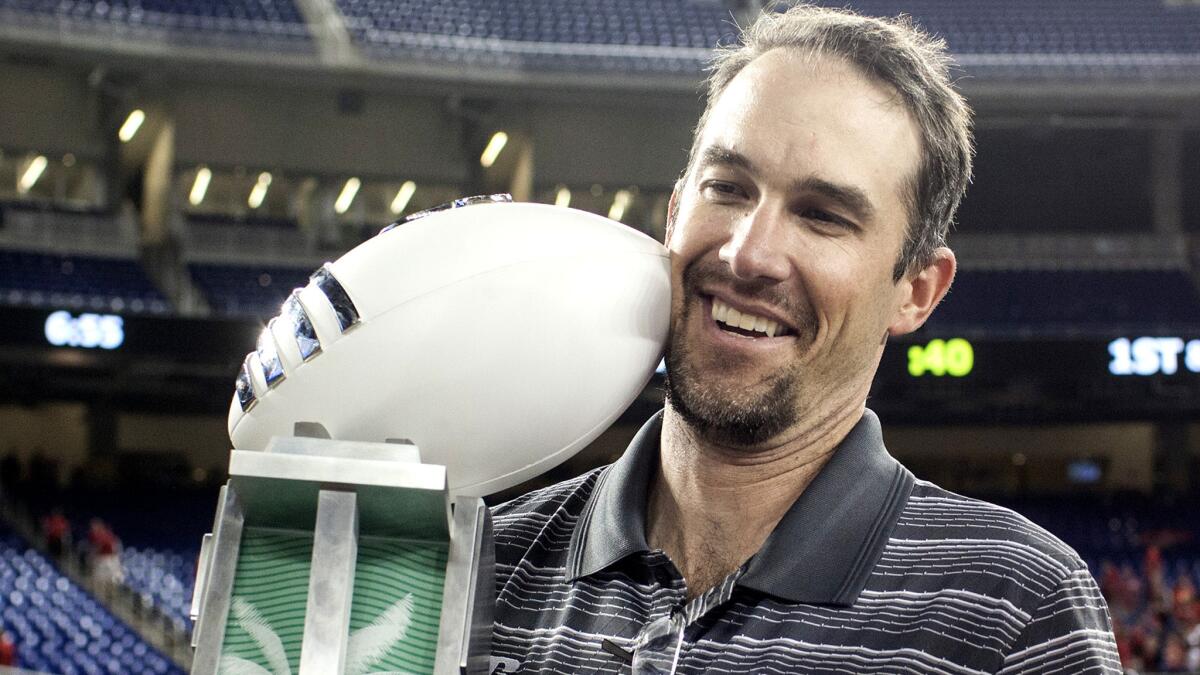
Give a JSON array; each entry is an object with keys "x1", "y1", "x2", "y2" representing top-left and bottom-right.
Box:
[
  {"x1": 711, "y1": 298, "x2": 788, "y2": 337},
  {"x1": 711, "y1": 301, "x2": 728, "y2": 323}
]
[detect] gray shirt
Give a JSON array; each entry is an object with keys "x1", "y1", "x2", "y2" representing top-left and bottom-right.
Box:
[{"x1": 490, "y1": 409, "x2": 1120, "y2": 673}]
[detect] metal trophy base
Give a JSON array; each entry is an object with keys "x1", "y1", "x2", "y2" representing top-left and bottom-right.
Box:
[{"x1": 189, "y1": 430, "x2": 493, "y2": 674}]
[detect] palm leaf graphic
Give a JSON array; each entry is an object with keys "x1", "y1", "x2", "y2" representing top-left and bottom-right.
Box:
[
  {"x1": 232, "y1": 597, "x2": 292, "y2": 675},
  {"x1": 346, "y1": 593, "x2": 415, "y2": 674},
  {"x1": 219, "y1": 654, "x2": 276, "y2": 675}
]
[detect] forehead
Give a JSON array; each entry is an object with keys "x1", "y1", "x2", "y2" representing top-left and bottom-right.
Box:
[{"x1": 696, "y1": 49, "x2": 921, "y2": 220}]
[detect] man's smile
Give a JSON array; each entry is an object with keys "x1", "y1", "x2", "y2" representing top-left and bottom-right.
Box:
[
  {"x1": 709, "y1": 295, "x2": 793, "y2": 338},
  {"x1": 694, "y1": 292, "x2": 802, "y2": 356}
]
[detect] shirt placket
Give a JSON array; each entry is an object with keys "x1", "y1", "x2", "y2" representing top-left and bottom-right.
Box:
[{"x1": 672, "y1": 565, "x2": 747, "y2": 674}]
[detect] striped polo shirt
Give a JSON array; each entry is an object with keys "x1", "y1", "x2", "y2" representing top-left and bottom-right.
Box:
[{"x1": 490, "y1": 409, "x2": 1120, "y2": 674}]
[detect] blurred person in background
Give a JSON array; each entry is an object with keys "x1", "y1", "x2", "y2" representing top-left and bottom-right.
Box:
[
  {"x1": 0, "y1": 627, "x2": 15, "y2": 667},
  {"x1": 40, "y1": 508, "x2": 70, "y2": 560},
  {"x1": 86, "y1": 517, "x2": 122, "y2": 597},
  {"x1": 0, "y1": 449, "x2": 19, "y2": 501}
]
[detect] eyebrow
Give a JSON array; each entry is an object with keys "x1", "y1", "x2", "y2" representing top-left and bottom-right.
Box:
[
  {"x1": 696, "y1": 144, "x2": 876, "y2": 221},
  {"x1": 794, "y1": 176, "x2": 876, "y2": 222}
]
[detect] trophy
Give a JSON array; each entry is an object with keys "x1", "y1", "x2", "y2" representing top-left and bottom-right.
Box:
[{"x1": 188, "y1": 197, "x2": 670, "y2": 674}]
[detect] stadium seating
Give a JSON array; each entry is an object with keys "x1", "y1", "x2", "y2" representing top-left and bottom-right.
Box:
[
  {"x1": 332, "y1": 0, "x2": 1200, "y2": 75},
  {"x1": 121, "y1": 547, "x2": 196, "y2": 635},
  {"x1": 0, "y1": 529, "x2": 182, "y2": 674},
  {"x1": 0, "y1": 249, "x2": 171, "y2": 315},
  {"x1": 830, "y1": 0, "x2": 1200, "y2": 55},
  {"x1": 0, "y1": 0, "x2": 312, "y2": 48},
  {"x1": 188, "y1": 262, "x2": 313, "y2": 319},
  {"x1": 338, "y1": 0, "x2": 733, "y2": 47},
  {"x1": 185, "y1": 212, "x2": 299, "y2": 231},
  {"x1": 3, "y1": 0, "x2": 1197, "y2": 75},
  {"x1": 929, "y1": 269, "x2": 1200, "y2": 335}
]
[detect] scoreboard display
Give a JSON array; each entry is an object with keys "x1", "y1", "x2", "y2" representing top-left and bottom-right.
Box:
[
  {"x1": 1, "y1": 306, "x2": 1198, "y2": 422},
  {"x1": 875, "y1": 334, "x2": 1200, "y2": 423}
]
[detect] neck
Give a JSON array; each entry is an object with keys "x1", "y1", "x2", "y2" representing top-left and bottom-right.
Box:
[{"x1": 647, "y1": 398, "x2": 865, "y2": 599}]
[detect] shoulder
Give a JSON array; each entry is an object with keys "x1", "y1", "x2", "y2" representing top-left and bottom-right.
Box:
[
  {"x1": 880, "y1": 478, "x2": 1093, "y2": 606},
  {"x1": 491, "y1": 466, "x2": 606, "y2": 522},
  {"x1": 878, "y1": 481, "x2": 1118, "y2": 671},
  {"x1": 898, "y1": 478, "x2": 1086, "y2": 567},
  {"x1": 490, "y1": 467, "x2": 606, "y2": 559}
]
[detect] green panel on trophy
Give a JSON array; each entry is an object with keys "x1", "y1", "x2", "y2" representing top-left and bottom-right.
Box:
[
  {"x1": 220, "y1": 527, "x2": 313, "y2": 673},
  {"x1": 347, "y1": 536, "x2": 449, "y2": 674}
]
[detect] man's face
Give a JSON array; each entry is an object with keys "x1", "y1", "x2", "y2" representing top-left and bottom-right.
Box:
[{"x1": 664, "y1": 49, "x2": 924, "y2": 448}]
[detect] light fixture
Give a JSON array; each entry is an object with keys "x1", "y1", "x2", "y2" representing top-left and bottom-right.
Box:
[
  {"x1": 335, "y1": 177, "x2": 361, "y2": 214},
  {"x1": 248, "y1": 172, "x2": 272, "y2": 209},
  {"x1": 118, "y1": 109, "x2": 145, "y2": 143},
  {"x1": 608, "y1": 189, "x2": 632, "y2": 222},
  {"x1": 480, "y1": 131, "x2": 508, "y2": 168},
  {"x1": 554, "y1": 186, "x2": 571, "y2": 208},
  {"x1": 189, "y1": 166, "x2": 212, "y2": 206},
  {"x1": 390, "y1": 180, "x2": 417, "y2": 214},
  {"x1": 17, "y1": 155, "x2": 48, "y2": 194}
]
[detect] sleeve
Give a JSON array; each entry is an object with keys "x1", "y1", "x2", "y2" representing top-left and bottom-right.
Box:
[{"x1": 996, "y1": 565, "x2": 1122, "y2": 674}]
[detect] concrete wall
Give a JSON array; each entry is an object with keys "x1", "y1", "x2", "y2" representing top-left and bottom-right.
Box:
[
  {"x1": 0, "y1": 403, "x2": 91, "y2": 485},
  {"x1": 116, "y1": 413, "x2": 230, "y2": 472},
  {"x1": 0, "y1": 62, "x2": 102, "y2": 159},
  {"x1": 522, "y1": 99, "x2": 698, "y2": 188},
  {"x1": 171, "y1": 83, "x2": 467, "y2": 181}
]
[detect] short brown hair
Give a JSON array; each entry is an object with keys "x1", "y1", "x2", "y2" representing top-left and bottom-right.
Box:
[{"x1": 684, "y1": 3, "x2": 974, "y2": 281}]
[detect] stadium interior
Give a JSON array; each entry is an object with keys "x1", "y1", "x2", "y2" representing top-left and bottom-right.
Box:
[{"x1": 0, "y1": 0, "x2": 1199, "y2": 672}]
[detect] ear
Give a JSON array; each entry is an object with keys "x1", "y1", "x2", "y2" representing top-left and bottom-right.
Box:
[{"x1": 888, "y1": 247, "x2": 956, "y2": 337}]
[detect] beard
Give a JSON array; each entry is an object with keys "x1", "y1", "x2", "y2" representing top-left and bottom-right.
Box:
[{"x1": 663, "y1": 259, "x2": 815, "y2": 448}]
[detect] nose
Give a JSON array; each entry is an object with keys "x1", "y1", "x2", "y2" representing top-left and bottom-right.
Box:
[{"x1": 718, "y1": 204, "x2": 791, "y2": 282}]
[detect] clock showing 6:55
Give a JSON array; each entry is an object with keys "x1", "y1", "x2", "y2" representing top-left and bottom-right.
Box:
[{"x1": 43, "y1": 310, "x2": 125, "y2": 350}]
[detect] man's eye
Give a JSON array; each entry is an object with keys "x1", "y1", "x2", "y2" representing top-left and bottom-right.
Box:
[
  {"x1": 802, "y1": 208, "x2": 855, "y2": 230},
  {"x1": 701, "y1": 181, "x2": 744, "y2": 198}
]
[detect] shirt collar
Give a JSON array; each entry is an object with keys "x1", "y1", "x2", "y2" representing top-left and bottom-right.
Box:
[
  {"x1": 566, "y1": 408, "x2": 913, "y2": 606},
  {"x1": 565, "y1": 410, "x2": 662, "y2": 580}
]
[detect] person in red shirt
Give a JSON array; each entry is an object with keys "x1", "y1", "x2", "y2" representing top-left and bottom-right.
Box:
[
  {"x1": 87, "y1": 518, "x2": 123, "y2": 597},
  {"x1": 0, "y1": 628, "x2": 17, "y2": 667},
  {"x1": 41, "y1": 509, "x2": 70, "y2": 560}
]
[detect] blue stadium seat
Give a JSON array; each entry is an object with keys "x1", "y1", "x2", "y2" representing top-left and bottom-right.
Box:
[
  {"x1": 121, "y1": 547, "x2": 197, "y2": 633},
  {"x1": 0, "y1": 0, "x2": 313, "y2": 47},
  {"x1": 188, "y1": 262, "x2": 313, "y2": 319},
  {"x1": 0, "y1": 529, "x2": 184, "y2": 674},
  {"x1": 331, "y1": 0, "x2": 1200, "y2": 76},
  {"x1": 0, "y1": 249, "x2": 171, "y2": 314},
  {"x1": 928, "y1": 268, "x2": 1200, "y2": 335}
]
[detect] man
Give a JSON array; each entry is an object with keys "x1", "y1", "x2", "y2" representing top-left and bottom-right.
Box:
[{"x1": 491, "y1": 5, "x2": 1120, "y2": 673}]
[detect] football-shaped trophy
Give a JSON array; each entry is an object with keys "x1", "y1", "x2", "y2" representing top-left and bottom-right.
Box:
[{"x1": 189, "y1": 197, "x2": 670, "y2": 674}]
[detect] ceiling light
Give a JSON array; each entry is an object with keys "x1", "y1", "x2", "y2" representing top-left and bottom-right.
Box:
[
  {"x1": 248, "y1": 172, "x2": 272, "y2": 209},
  {"x1": 480, "y1": 131, "x2": 508, "y2": 168},
  {"x1": 118, "y1": 109, "x2": 145, "y2": 143},
  {"x1": 335, "y1": 177, "x2": 361, "y2": 214},
  {"x1": 17, "y1": 155, "x2": 48, "y2": 194},
  {"x1": 554, "y1": 187, "x2": 571, "y2": 208},
  {"x1": 390, "y1": 180, "x2": 417, "y2": 214},
  {"x1": 189, "y1": 167, "x2": 212, "y2": 206},
  {"x1": 608, "y1": 189, "x2": 632, "y2": 222}
]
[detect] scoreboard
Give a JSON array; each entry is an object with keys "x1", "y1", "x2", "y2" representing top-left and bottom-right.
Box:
[
  {"x1": 1, "y1": 306, "x2": 1198, "y2": 422},
  {"x1": 874, "y1": 335, "x2": 1200, "y2": 423}
]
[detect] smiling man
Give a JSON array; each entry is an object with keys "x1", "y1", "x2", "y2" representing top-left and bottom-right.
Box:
[{"x1": 491, "y1": 5, "x2": 1119, "y2": 674}]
